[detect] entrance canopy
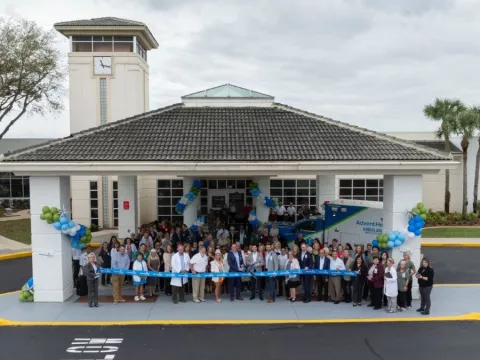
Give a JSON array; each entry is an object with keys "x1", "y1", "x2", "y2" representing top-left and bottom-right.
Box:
[{"x1": 0, "y1": 85, "x2": 458, "y2": 176}]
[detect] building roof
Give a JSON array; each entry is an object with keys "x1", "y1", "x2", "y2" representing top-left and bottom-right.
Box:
[
  {"x1": 413, "y1": 140, "x2": 462, "y2": 154},
  {"x1": 54, "y1": 17, "x2": 145, "y2": 27},
  {"x1": 54, "y1": 17, "x2": 158, "y2": 49},
  {"x1": 1, "y1": 104, "x2": 451, "y2": 163},
  {"x1": 0, "y1": 138, "x2": 53, "y2": 156},
  {"x1": 182, "y1": 84, "x2": 274, "y2": 99}
]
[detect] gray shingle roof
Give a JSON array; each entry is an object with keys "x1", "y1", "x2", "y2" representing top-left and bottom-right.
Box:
[
  {"x1": 0, "y1": 138, "x2": 54, "y2": 155},
  {"x1": 1, "y1": 104, "x2": 451, "y2": 162},
  {"x1": 54, "y1": 17, "x2": 145, "y2": 27},
  {"x1": 414, "y1": 140, "x2": 462, "y2": 153}
]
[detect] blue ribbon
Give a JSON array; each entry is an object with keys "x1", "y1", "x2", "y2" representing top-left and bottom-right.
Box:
[{"x1": 100, "y1": 268, "x2": 357, "y2": 278}]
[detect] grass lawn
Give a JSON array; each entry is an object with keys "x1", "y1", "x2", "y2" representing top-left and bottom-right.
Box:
[
  {"x1": 422, "y1": 227, "x2": 480, "y2": 238},
  {"x1": 0, "y1": 219, "x2": 31, "y2": 244}
]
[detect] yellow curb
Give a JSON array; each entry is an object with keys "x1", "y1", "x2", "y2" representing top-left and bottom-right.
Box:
[
  {"x1": 0, "y1": 251, "x2": 32, "y2": 260},
  {"x1": 0, "y1": 290, "x2": 20, "y2": 297},
  {"x1": 434, "y1": 284, "x2": 480, "y2": 287},
  {"x1": 421, "y1": 242, "x2": 480, "y2": 247},
  {"x1": 0, "y1": 313, "x2": 479, "y2": 326},
  {"x1": 0, "y1": 242, "x2": 101, "y2": 261}
]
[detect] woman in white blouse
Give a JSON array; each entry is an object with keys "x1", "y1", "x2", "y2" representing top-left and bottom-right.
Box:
[
  {"x1": 285, "y1": 250, "x2": 301, "y2": 302},
  {"x1": 269, "y1": 222, "x2": 279, "y2": 239},
  {"x1": 384, "y1": 258, "x2": 398, "y2": 313}
]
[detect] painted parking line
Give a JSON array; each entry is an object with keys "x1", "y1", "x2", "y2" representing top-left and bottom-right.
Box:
[
  {"x1": 421, "y1": 242, "x2": 480, "y2": 247},
  {"x1": 0, "y1": 242, "x2": 101, "y2": 261},
  {"x1": 1, "y1": 312, "x2": 479, "y2": 327}
]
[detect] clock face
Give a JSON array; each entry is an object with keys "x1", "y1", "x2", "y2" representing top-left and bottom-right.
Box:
[{"x1": 93, "y1": 56, "x2": 112, "y2": 75}]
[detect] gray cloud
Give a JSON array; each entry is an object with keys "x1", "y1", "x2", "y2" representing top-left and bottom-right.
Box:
[{"x1": 1, "y1": 0, "x2": 480, "y2": 137}]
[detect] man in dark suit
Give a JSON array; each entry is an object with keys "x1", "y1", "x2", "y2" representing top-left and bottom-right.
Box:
[
  {"x1": 315, "y1": 248, "x2": 331, "y2": 302},
  {"x1": 227, "y1": 243, "x2": 245, "y2": 301},
  {"x1": 235, "y1": 225, "x2": 249, "y2": 246},
  {"x1": 299, "y1": 243, "x2": 313, "y2": 303}
]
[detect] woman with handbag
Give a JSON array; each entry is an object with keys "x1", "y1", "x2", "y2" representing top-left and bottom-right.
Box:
[{"x1": 211, "y1": 250, "x2": 225, "y2": 302}]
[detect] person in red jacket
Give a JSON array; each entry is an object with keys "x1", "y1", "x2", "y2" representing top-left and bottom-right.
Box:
[{"x1": 368, "y1": 256, "x2": 384, "y2": 310}]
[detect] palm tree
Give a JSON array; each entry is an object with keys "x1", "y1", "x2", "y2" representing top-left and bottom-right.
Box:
[
  {"x1": 452, "y1": 108, "x2": 479, "y2": 215},
  {"x1": 424, "y1": 98, "x2": 466, "y2": 213},
  {"x1": 470, "y1": 107, "x2": 480, "y2": 214}
]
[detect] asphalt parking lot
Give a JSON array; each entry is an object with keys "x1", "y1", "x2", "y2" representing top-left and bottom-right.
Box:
[{"x1": 0, "y1": 322, "x2": 477, "y2": 360}]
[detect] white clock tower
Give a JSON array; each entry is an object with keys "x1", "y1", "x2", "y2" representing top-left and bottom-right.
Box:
[{"x1": 54, "y1": 17, "x2": 158, "y2": 229}]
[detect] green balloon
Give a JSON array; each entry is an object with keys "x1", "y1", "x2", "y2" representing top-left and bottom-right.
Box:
[
  {"x1": 19, "y1": 293, "x2": 26, "y2": 301},
  {"x1": 420, "y1": 214, "x2": 427, "y2": 220},
  {"x1": 80, "y1": 236, "x2": 87, "y2": 243},
  {"x1": 39, "y1": 213, "x2": 46, "y2": 220},
  {"x1": 53, "y1": 214, "x2": 60, "y2": 222},
  {"x1": 86, "y1": 228, "x2": 92, "y2": 236},
  {"x1": 44, "y1": 213, "x2": 52, "y2": 221},
  {"x1": 417, "y1": 202, "x2": 425, "y2": 209},
  {"x1": 50, "y1": 207, "x2": 58, "y2": 215},
  {"x1": 420, "y1": 208, "x2": 427, "y2": 215},
  {"x1": 46, "y1": 219, "x2": 53, "y2": 224},
  {"x1": 412, "y1": 207, "x2": 420, "y2": 214},
  {"x1": 382, "y1": 234, "x2": 388, "y2": 242},
  {"x1": 376, "y1": 235, "x2": 381, "y2": 241},
  {"x1": 86, "y1": 234, "x2": 92, "y2": 242},
  {"x1": 42, "y1": 206, "x2": 50, "y2": 214}
]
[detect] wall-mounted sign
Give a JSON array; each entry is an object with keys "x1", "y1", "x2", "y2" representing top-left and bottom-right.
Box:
[{"x1": 123, "y1": 201, "x2": 130, "y2": 210}]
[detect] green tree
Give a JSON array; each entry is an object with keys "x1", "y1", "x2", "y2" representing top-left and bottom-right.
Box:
[
  {"x1": 470, "y1": 107, "x2": 480, "y2": 214},
  {"x1": 424, "y1": 98, "x2": 466, "y2": 213},
  {"x1": 452, "y1": 108, "x2": 479, "y2": 215},
  {"x1": 0, "y1": 17, "x2": 66, "y2": 139}
]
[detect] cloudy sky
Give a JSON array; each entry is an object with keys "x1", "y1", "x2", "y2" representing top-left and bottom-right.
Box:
[{"x1": 1, "y1": 0, "x2": 480, "y2": 139}]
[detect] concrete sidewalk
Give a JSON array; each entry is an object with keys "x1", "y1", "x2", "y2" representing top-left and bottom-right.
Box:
[
  {"x1": 0, "y1": 285, "x2": 478, "y2": 325},
  {"x1": 0, "y1": 236, "x2": 31, "y2": 255}
]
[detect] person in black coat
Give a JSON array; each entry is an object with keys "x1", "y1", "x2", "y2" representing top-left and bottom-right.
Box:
[
  {"x1": 352, "y1": 255, "x2": 367, "y2": 306},
  {"x1": 314, "y1": 248, "x2": 331, "y2": 302},
  {"x1": 416, "y1": 257, "x2": 435, "y2": 315},
  {"x1": 98, "y1": 242, "x2": 111, "y2": 286},
  {"x1": 299, "y1": 243, "x2": 313, "y2": 303}
]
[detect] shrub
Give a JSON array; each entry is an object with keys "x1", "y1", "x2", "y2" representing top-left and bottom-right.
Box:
[
  {"x1": 90, "y1": 223, "x2": 99, "y2": 232},
  {"x1": 425, "y1": 210, "x2": 479, "y2": 226}
]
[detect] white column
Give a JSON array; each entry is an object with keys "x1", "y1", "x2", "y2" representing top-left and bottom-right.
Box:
[
  {"x1": 253, "y1": 177, "x2": 270, "y2": 223},
  {"x1": 316, "y1": 175, "x2": 336, "y2": 210},
  {"x1": 182, "y1": 177, "x2": 199, "y2": 226},
  {"x1": 118, "y1": 176, "x2": 138, "y2": 239},
  {"x1": 383, "y1": 175, "x2": 422, "y2": 299},
  {"x1": 30, "y1": 176, "x2": 73, "y2": 302}
]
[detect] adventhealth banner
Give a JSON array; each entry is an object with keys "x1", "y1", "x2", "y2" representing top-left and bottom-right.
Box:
[{"x1": 100, "y1": 268, "x2": 357, "y2": 278}]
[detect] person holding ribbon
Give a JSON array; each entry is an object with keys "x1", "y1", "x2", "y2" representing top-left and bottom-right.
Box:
[
  {"x1": 171, "y1": 244, "x2": 190, "y2": 304},
  {"x1": 84, "y1": 252, "x2": 100, "y2": 307},
  {"x1": 227, "y1": 243, "x2": 245, "y2": 301},
  {"x1": 211, "y1": 249, "x2": 225, "y2": 302},
  {"x1": 285, "y1": 250, "x2": 301, "y2": 302},
  {"x1": 132, "y1": 252, "x2": 147, "y2": 301},
  {"x1": 246, "y1": 244, "x2": 265, "y2": 301}
]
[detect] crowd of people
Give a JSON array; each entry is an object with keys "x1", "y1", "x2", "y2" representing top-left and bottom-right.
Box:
[{"x1": 74, "y1": 219, "x2": 434, "y2": 315}]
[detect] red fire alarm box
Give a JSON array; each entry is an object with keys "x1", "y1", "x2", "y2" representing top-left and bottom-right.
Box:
[{"x1": 123, "y1": 201, "x2": 130, "y2": 210}]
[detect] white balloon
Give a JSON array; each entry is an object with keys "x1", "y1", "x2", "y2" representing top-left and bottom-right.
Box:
[
  {"x1": 407, "y1": 232, "x2": 415, "y2": 239},
  {"x1": 180, "y1": 197, "x2": 188, "y2": 205},
  {"x1": 75, "y1": 224, "x2": 81, "y2": 231},
  {"x1": 62, "y1": 229, "x2": 70, "y2": 234},
  {"x1": 69, "y1": 229, "x2": 77, "y2": 236}
]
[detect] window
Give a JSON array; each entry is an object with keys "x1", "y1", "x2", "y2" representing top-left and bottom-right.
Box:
[
  {"x1": 269, "y1": 178, "x2": 317, "y2": 212},
  {"x1": 112, "y1": 181, "x2": 118, "y2": 228},
  {"x1": 72, "y1": 36, "x2": 135, "y2": 53},
  {"x1": 0, "y1": 173, "x2": 29, "y2": 199},
  {"x1": 99, "y1": 79, "x2": 108, "y2": 125},
  {"x1": 157, "y1": 179, "x2": 184, "y2": 222},
  {"x1": 338, "y1": 178, "x2": 383, "y2": 202},
  {"x1": 90, "y1": 181, "x2": 99, "y2": 226},
  {"x1": 136, "y1": 41, "x2": 147, "y2": 61}
]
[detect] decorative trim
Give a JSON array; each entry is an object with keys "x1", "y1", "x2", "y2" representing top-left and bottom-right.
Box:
[{"x1": 175, "y1": 180, "x2": 202, "y2": 215}]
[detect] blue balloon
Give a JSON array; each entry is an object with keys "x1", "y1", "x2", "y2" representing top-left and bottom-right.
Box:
[
  {"x1": 372, "y1": 240, "x2": 379, "y2": 247},
  {"x1": 420, "y1": 220, "x2": 426, "y2": 228},
  {"x1": 397, "y1": 233, "x2": 405, "y2": 241},
  {"x1": 388, "y1": 232, "x2": 396, "y2": 241},
  {"x1": 408, "y1": 225, "x2": 416, "y2": 232},
  {"x1": 61, "y1": 224, "x2": 69, "y2": 231},
  {"x1": 414, "y1": 228, "x2": 422, "y2": 236},
  {"x1": 59, "y1": 216, "x2": 68, "y2": 225},
  {"x1": 408, "y1": 219, "x2": 415, "y2": 227},
  {"x1": 193, "y1": 180, "x2": 202, "y2": 188},
  {"x1": 68, "y1": 221, "x2": 75, "y2": 228},
  {"x1": 186, "y1": 192, "x2": 195, "y2": 201},
  {"x1": 394, "y1": 239, "x2": 402, "y2": 247},
  {"x1": 414, "y1": 215, "x2": 422, "y2": 222},
  {"x1": 415, "y1": 222, "x2": 423, "y2": 229},
  {"x1": 190, "y1": 225, "x2": 198, "y2": 231},
  {"x1": 387, "y1": 240, "x2": 394, "y2": 248},
  {"x1": 53, "y1": 221, "x2": 61, "y2": 230}
]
